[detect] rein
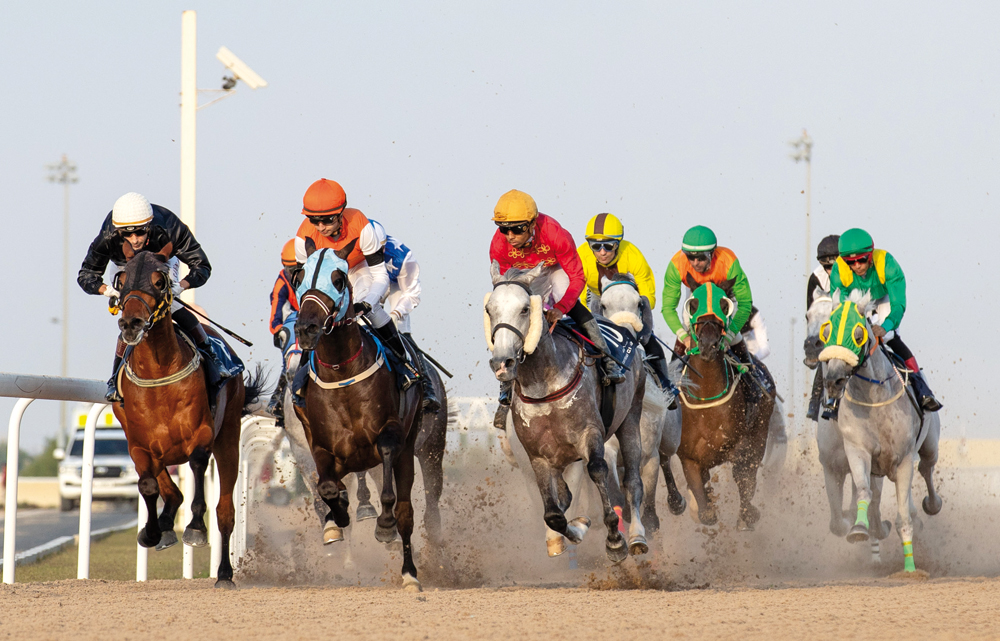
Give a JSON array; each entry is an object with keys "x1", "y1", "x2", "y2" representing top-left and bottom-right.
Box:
[
  {"x1": 490, "y1": 280, "x2": 534, "y2": 361},
  {"x1": 516, "y1": 341, "x2": 589, "y2": 404},
  {"x1": 308, "y1": 330, "x2": 385, "y2": 390},
  {"x1": 119, "y1": 331, "x2": 202, "y2": 389},
  {"x1": 678, "y1": 358, "x2": 743, "y2": 409}
]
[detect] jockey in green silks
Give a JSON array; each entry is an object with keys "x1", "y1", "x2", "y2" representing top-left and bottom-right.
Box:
[
  {"x1": 662, "y1": 225, "x2": 773, "y2": 394},
  {"x1": 829, "y1": 228, "x2": 941, "y2": 412}
]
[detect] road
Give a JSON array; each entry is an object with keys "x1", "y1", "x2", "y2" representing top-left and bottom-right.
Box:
[{"x1": 0, "y1": 502, "x2": 136, "y2": 554}]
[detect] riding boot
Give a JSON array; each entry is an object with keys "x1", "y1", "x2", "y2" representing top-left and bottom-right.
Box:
[
  {"x1": 904, "y1": 357, "x2": 942, "y2": 412},
  {"x1": 581, "y1": 319, "x2": 626, "y2": 385},
  {"x1": 494, "y1": 380, "x2": 512, "y2": 431},
  {"x1": 190, "y1": 324, "x2": 228, "y2": 384},
  {"x1": 291, "y1": 350, "x2": 312, "y2": 408},
  {"x1": 372, "y1": 321, "x2": 420, "y2": 390},
  {"x1": 648, "y1": 355, "x2": 678, "y2": 409},
  {"x1": 106, "y1": 353, "x2": 124, "y2": 403},
  {"x1": 402, "y1": 333, "x2": 441, "y2": 413},
  {"x1": 268, "y1": 374, "x2": 288, "y2": 427},
  {"x1": 806, "y1": 367, "x2": 824, "y2": 421},
  {"x1": 730, "y1": 339, "x2": 774, "y2": 396}
]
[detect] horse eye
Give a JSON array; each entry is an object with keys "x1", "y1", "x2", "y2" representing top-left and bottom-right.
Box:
[{"x1": 520, "y1": 306, "x2": 529, "y2": 315}]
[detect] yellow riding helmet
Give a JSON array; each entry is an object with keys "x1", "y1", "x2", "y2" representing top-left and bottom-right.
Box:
[
  {"x1": 585, "y1": 213, "x2": 624, "y2": 241},
  {"x1": 492, "y1": 189, "x2": 538, "y2": 223}
]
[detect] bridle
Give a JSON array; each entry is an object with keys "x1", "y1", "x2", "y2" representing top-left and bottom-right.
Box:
[
  {"x1": 489, "y1": 279, "x2": 534, "y2": 363},
  {"x1": 118, "y1": 263, "x2": 173, "y2": 344},
  {"x1": 299, "y1": 249, "x2": 354, "y2": 335}
]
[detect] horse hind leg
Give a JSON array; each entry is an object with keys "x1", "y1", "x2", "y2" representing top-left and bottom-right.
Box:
[
  {"x1": 919, "y1": 420, "x2": 943, "y2": 516},
  {"x1": 616, "y1": 404, "x2": 649, "y2": 556},
  {"x1": 375, "y1": 426, "x2": 404, "y2": 543},
  {"x1": 393, "y1": 443, "x2": 421, "y2": 592},
  {"x1": 661, "y1": 456, "x2": 687, "y2": 516},
  {"x1": 182, "y1": 446, "x2": 211, "y2": 547},
  {"x1": 583, "y1": 432, "x2": 627, "y2": 564},
  {"x1": 212, "y1": 405, "x2": 242, "y2": 588},
  {"x1": 355, "y1": 471, "x2": 378, "y2": 521}
]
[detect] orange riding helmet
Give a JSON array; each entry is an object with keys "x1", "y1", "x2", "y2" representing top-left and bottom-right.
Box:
[
  {"x1": 302, "y1": 179, "x2": 347, "y2": 216},
  {"x1": 280, "y1": 239, "x2": 298, "y2": 267}
]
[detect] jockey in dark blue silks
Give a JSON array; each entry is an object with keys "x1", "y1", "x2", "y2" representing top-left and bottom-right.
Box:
[{"x1": 77, "y1": 192, "x2": 232, "y2": 403}]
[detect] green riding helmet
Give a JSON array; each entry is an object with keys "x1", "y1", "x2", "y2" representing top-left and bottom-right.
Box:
[
  {"x1": 838, "y1": 228, "x2": 874, "y2": 256},
  {"x1": 681, "y1": 225, "x2": 718, "y2": 253}
]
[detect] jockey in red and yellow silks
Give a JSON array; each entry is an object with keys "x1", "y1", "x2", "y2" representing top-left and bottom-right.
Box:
[{"x1": 488, "y1": 189, "x2": 624, "y2": 430}]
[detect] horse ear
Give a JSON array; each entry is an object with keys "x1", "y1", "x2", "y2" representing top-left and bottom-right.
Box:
[
  {"x1": 719, "y1": 297, "x2": 733, "y2": 318},
  {"x1": 157, "y1": 242, "x2": 173, "y2": 259},
  {"x1": 122, "y1": 241, "x2": 135, "y2": 261},
  {"x1": 521, "y1": 261, "x2": 547, "y2": 285},
  {"x1": 330, "y1": 269, "x2": 346, "y2": 293},
  {"x1": 599, "y1": 275, "x2": 611, "y2": 292},
  {"x1": 490, "y1": 260, "x2": 503, "y2": 286},
  {"x1": 304, "y1": 237, "x2": 317, "y2": 257},
  {"x1": 334, "y1": 238, "x2": 357, "y2": 261},
  {"x1": 685, "y1": 297, "x2": 700, "y2": 318}
]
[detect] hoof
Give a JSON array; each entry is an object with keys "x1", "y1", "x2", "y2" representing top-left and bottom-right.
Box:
[
  {"x1": 736, "y1": 517, "x2": 754, "y2": 532},
  {"x1": 137, "y1": 527, "x2": 160, "y2": 549},
  {"x1": 628, "y1": 534, "x2": 648, "y2": 556},
  {"x1": 873, "y1": 520, "x2": 893, "y2": 540},
  {"x1": 356, "y1": 503, "x2": 378, "y2": 521},
  {"x1": 606, "y1": 538, "x2": 628, "y2": 565},
  {"x1": 922, "y1": 495, "x2": 942, "y2": 516},
  {"x1": 830, "y1": 518, "x2": 851, "y2": 538},
  {"x1": 667, "y1": 493, "x2": 687, "y2": 516},
  {"x1": 740, "y1": 504, "x2": 761, "y2": 528},
  {"x1": 847, "y1": 524, "x2": 870, "y2": 543},
  {"x1": 547, "y1": 536, "x2": 567, "y2": 558},
  {"x1": 155, "y1": 529, "x2": 178, "y2": 551},
  {"x1": 699, "y1": 507, "x2": 718, "y2": 527},
  {"x1": 214, "y1": 578, "x2": 236, "y2": 590},
  {"x1": 183, "y1": 527, "x2": 208, "y2": 548},
  {"x1": 565, "y1": 516, "x2": 591, "y2": 544},
  {"x1": 386, "y1": 535, "x2": 403, "y2": 552},
  {"x1": 375, "y1": 524, "x2": 398, "y2": 544},
  {"x1": 402, "y1": 573, "x2": 422, "y2": 593},
  {"x1": 323, "y1": 521, "x2": 344, "y2": 544}
]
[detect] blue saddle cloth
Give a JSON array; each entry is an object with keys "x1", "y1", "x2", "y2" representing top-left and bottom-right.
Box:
[
  {"x1": 205, "y1": 335, "x2": 245, "y2": 379},
  {"x1": 554, "y1": 316, "x2": 639, "y2": 370}
]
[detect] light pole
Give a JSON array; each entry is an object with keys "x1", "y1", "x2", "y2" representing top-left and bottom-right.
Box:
[
  {"x1": 47, "y1": 154, "x2": 78, "y2": 448},
  {"x1": 789, "y1": 130, "x2": 813, "y2": 432}
]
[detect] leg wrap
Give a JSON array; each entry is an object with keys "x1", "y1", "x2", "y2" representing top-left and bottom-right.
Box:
[{"x1": 855, "y1": 499, "x2": 870, "y2": 529}]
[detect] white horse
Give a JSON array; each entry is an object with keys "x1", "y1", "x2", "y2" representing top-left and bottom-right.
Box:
[{"x1": 818, "y1": 292, "x2": 942, "y2": 573}]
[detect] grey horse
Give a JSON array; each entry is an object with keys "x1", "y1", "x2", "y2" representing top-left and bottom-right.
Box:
[
  {"x1": 485, "y1": 262, "x2": 648, "y2": 562},
  {"x1": 818, "y1": 292, "x2": 942, "y2": 573}
]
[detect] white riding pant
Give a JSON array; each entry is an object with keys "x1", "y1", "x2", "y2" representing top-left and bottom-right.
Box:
[
  {"x1": 742, "y1": 310, "x2": 770, "y2": 360},
  {"x1": 384, "y1": 286, "x2": 412, "y2": 333},
  {"x1": 532, "y1": 267, "x2": 570, "y2": 311},
  {"x1": 348, "y1": 265, "x2": 393, "y2": 329}
]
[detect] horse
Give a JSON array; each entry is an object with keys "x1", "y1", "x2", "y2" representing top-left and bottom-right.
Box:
[
  {"x1": 818, "y1": 292, "x2": 942, "y2": 573},
  {"x1": 293, "y1": 242, "x2": 424, "y2": 591},
  {"x1": 592, "y1": 274, "x2": 686, "y2": 531},
  {"x1": 672, "y1": 283, "x2": 774, "y2": 530},
  {"x1": 112, "y1": 245, "x2": 262, "y2": 587},
  {"x1": 484, "y1": 261, "x2": 648, "y2": 562},
  {"x1": 804, "y1": 293, "x2": 892, "y2": 560}
]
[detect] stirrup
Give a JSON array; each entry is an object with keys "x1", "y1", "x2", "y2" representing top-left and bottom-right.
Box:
[
  {"x1": 493, "y1": 404, "x2": 509, "y2": 431},
  {"x1": 921, "y1": 395, "x2": 943, "y2": 412},
  {"x1": 603, "y1": 360, "x2": 626, "y2": 385}
]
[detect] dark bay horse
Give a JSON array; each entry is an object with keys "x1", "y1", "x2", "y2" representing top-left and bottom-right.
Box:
[
  {"x1": 674, "y1": 283, "x2": 773, "y2": 530},
  {"x1": 113, "y1": 245, "x2": 261, "y2": 587},
  {"x1": 293, "y1": 242, "x2": 424, "y2": 591},
  {"x1": 485, "y1": 262, "x2": 648, "y2": 562}
]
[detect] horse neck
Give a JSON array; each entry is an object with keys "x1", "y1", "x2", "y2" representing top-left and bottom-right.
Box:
[
  {"x1": 688, "y1": 349, "x2": 732, "y2": 397},
  {"x1": 130, "y1": 314, "x2": 186, "y2": 376},
  {"x1": 518, "y1": 324, "x2": 579, "y2": 396},
  {"x1": 315, "y1": 322, "x2": 368, "y2": 373},
  {"x1": 850, "y1": 343, "x2": 899, "y2": 400}
]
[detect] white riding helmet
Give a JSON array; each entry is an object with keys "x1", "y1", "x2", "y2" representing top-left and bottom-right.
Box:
[{"x1": 112, "y1": 192, "x2": 153, "y2": 228}]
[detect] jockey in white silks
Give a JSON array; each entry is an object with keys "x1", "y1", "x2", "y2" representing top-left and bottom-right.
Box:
[{"x1": 379, "y1": 233, "x2": 421, "y2": 334}]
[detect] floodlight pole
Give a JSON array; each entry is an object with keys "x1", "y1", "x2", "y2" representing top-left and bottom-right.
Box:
[
  {"x1": 180, "y1": 11, "x2": 197, "y2": 306},
  {"x1": 47, "y1": 154, "x2": 78, "y2": 449},
  {"x1": 789, "y1": 129, "x2": 813, "y2": 429}
]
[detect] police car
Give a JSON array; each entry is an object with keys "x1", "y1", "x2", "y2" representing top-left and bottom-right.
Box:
[{"x1": 55, "y1": 405, "x2": 138, "y2": 511}]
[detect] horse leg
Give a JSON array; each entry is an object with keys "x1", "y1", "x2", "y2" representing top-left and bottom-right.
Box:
[
  {"x1": 919, "y1": 421, "x2": 943, "y2": 515},
  {"x1": 639, "y1": 452, "x2": 661, "y2": 533},
  {"x1": 680, "y1": 458, "x2": 716, "y2": 526},
  {"x1": 843, "y1": 444, "x2": 874, "y2": 543},
  {"x1": 617, "y1": 402, "x2": 648, "y2": 556},
  {"x1": 393, "y1": 442, "x2": 421, "y2": 592},
  {"x1": 821, "y1": 461, "x2": 851, "y2": 537},
  {"x1": 415, "y1": 418, "x2": 446, "y2": 546},
  {"x1": 153, "y1": 468, "x2": 183, "y2": 551},
  {"x1": 893, "y1": 456, "x2": 919, "y2": 572},
  {"x1": 182, "y1": 446, "x2": 210, "y2": 547},
  {"x1": 314, "y1": 450, "x2": 350, "y2": 544},
  {"x1": 133, "y1": 451, "x2": 164, "y2": 548},
  {"x1": 283, "y1": 386, "x2": 328, "y2": 526},
  {"x1": 661, "y1": 456, "x2": 686, "y2": 516},
  {"x1": 212, "y1": 402, "x2": 242, "y2": 588},
  {"x1": 603, "y1": 437, "x2": 628, "y2": 524},
  {"x1": 583, "y1": 430, "x2": 627, "y2": 564},
  {"x1": 375, "y1": 425, "x2": 404, "y2": 543},
  {"x1": 731, "y1": 456, "x2": 761, "y2": 531},
  {"x1": 355, "y1": 472, "x2": 378, "y2": 521}
]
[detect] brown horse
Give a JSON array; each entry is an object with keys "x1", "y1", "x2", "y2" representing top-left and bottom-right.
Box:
[
  {"x1": 112, "y1": 245, "x2": 262, "y2": 587},
  {"x1": 674, "y1": 284, "x2": 773, "y2": 530},
  {"x1": 293, "y1": 242, "x2": 424, "y2": 591}
]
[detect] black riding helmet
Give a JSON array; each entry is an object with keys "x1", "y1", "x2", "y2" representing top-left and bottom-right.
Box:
[{"x1": 817, "y1": 235, "x2": 840, "y2": 262}]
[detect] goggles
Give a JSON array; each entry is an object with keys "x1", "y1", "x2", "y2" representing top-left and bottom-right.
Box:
[
  {"x1": 819, "y1": 257, "x2": 837, "y2": 267},
  {"x1": 589, "y1": 241, "x2": 619, "y2": 253},
  {"x1": 118, "y1": 226, "x2": 149, "y2": 238},
  {"x1": 842, "y1": 252, "x2": 871, "y2": 266},
  {"x1": 307, "y1": 213, "x2": 342, "y2": 226},
  {"x1": 684, "y1": 251, "x2": 711, "y2": 262},
  {"x1": 497, "y1": 222, "x2": 530, "y2": 235}
]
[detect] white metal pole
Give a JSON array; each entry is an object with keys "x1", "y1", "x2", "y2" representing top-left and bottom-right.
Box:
[
  {"x1": 803, "y1": 139, "x2": 813, "y2": 432},
  {"x1": 3, "y1": 398, "x2": 33, "y2": 584},
  {"x1": 60, "y1": 178, "x2": 70, "y2": 446},
  {"x1": 209, "y1": 457, "x2": 221, "y2": 578},
  {"x1": 180, "y1": 10, "x2": 197, "y2": 306},
  {"x1": 788, "y1": 317, "x2": 797, "y2": 438},
  {"x1": 136, "y1": 494, "x2": 148, "y2": 581},
  {"x1": 182, "y1": 462, "x2": 194, "y2": 578},
  {"x1": 76, "y1": 402, "x2": 107, "y2": 579}
]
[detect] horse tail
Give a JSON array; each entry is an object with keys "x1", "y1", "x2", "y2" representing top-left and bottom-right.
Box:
[{"x1": 241, "y1": 363, "x2": 268, "y2": 417}]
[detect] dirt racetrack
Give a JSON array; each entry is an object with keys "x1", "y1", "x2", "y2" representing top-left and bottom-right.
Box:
[{"x1": 2, "y1": 576, "x2": 999, "y2": 640}]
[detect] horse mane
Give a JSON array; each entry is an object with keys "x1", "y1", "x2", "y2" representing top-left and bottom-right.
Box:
[
  {"x1": 847, "y1": 290, "x2": 873, "y2": 315},
  {"x1": 667, "y1": 358, "x2": 701, "y2": 395}
]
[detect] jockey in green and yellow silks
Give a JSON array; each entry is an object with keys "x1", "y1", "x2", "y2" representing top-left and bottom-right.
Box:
[
  {"x1": 577, "y1": 213, "x2": 673, "y2": 398},
  {"x1": 829, "y1": 228, "x2": 941, "y2": 412}
]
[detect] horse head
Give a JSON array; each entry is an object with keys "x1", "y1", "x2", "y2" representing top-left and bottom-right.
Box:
[
  {"x1": 818, "y1": 292, "x2": 874, "y2": 405},
  {"x1": 117, "y1": 243, "x2": 174, "y2": 345},
  {"x1": 484, "y1": 260, "x2": 546, "y2": 381},
  {"x1": 803, "y1": 295, "x2": 834, "y2": 368},
  {"x1": 684, "y1": 283, "x2": 735, "y2": 361},
  {"x1": 294, "y1": 240, "x2": 355, "y2": 350},
  {"x1": 598, "y1": 274, "x2": 644, "y2": 335}
]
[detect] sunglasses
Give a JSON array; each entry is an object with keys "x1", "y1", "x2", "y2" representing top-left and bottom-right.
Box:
[
  {"x1": 307, "y1": 214, "x2": 342, "y2": 226},
  {"x1": 119, "y1": 227, "x2": 149, "y2": 238},
  {"x1": 842, "y1": 254, "x2": 870, "y2": 265},
  {"x1": 497, "y1": 223, "x2": 529, "y2": 235},
  {"x1": 589, "y1": 241, "x2": 618, "y2": 253},
  {"x1": 684, "y1": 252, "x2": 711, "y2": 262},
  {"x1": 819, "y1": 258, "x2": 837, "y2": 267}
]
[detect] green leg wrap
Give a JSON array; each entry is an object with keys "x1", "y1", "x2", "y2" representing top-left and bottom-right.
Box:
[
  {"x1": 855, "y1": 500, "x2": 870, "y2": 529},
  {"x1": 903, "y1": 540, "x2": 915, "y2": 572}
]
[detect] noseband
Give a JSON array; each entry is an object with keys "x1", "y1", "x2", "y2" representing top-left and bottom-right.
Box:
[
  {"x1": 118, "y1": 263, "x2": 173, "y2": 341},
  {"x1": 490, "y1": 280, "x2": 534, "y2": 362}
]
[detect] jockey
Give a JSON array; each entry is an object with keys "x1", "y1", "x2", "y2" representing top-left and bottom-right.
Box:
[
  {"x1": 806, "y1": 234, "x2": 840, "y2": 421},
  {"x1": 77, "y1": 192, "x2": 228, "y2": 403},
  {"x1": 266, "y1": 240, "x2": 302, "y2": 426},
  {"x1": 577, "y1": 213, "x2": 675, "y2": 399},
  {"x1": 830, "y1": 228, "x2": 942, "y2": 412},
  {"x1": 490, "y1": 190, "x2": 625, "y2": 428},
  {"x1": 291, "y1": 179, "x2": 439, "y2": 412},
  {"x1": 661, "y1": 225, "x2": 772, "y2": 392},
  {"x1": 740, "y1": 307, "x2": 771, "y2": 361}
]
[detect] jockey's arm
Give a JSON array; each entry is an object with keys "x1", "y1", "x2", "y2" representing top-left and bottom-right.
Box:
[
  {"x1": 660, "y1": 260, "x2": 687, "y2": 340},
  {"x1": 881, "y1": 252, "x2": 907, "y2": 332},
  {"x1": 165, "y1": 223, "x2": 212, "y2": 289},
  {"x1": 551, "y1": 229, "x2": 586, "y2": 314},
  {"x1": 78, "y1": 230, "x2": 113, "y2": 295},
  {"x1": 386, "y1": 250, "x2": 421, "y2": 321},
  {"x1": 269, "y1": 273, "x2": 290, "y2": 334},
  {"x1": 355, "y1": 220, "x2": 391, "y2": 309},
  {"x1": 726, "y1": 258, "x2": 754, "y2": 333},
  {"x1": 576, "y1": 243, "x2": 599, "y2": 309}
]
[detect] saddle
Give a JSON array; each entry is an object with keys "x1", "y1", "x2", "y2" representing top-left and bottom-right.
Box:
[{"x1": 882, "y1": 348, "x2": 926, "y2": 425}]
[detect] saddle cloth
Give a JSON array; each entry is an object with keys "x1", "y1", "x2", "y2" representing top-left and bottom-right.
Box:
[{"x1": 553, "y1": 316, "x2": 639, "y2": 370}]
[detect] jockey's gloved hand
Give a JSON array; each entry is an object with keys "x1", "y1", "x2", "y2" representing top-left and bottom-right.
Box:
[
  {"x1": 353, "y1": 301, "x2": 372, "y2": 316},
  {"x1": 103, "y1": 285, "x2": 120, "y2": 298},
  {"x1": 274, "y1": 327, "x2": 290, "y2": 350},
  {"x1": 171, "y1": 280, "x2": 184, "y2": 298},
  {"x1": 544, "y1": 308, "x2": 562, "y2": 326},
  {"x1": 871, "y1": 325, "x2": 887, "y2": 340}
]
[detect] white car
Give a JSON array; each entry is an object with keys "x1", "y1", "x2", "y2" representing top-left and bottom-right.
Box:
[{"x1": 56, "y1": 426, "x2": 139, "y2": 511}]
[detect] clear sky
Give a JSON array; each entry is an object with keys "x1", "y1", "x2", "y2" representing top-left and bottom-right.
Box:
[{"x1": 1, "y1": 2, "x2": 996, "y2": 452}]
